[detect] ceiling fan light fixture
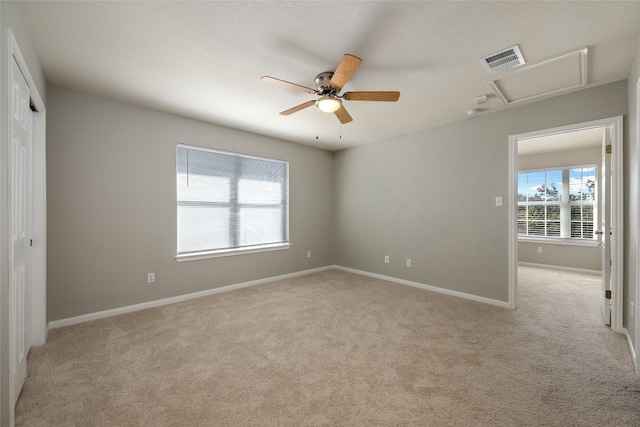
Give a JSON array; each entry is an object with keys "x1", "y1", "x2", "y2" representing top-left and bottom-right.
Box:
[{"x1": 316, "y1": 96, "x2": 342, "y2": 113}]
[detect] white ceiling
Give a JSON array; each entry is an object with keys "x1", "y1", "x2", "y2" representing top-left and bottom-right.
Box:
[
  {"x1": 21, "y1": 1, "x2": 640, "y2": 151},
  {"x1": 518, "y1": 127, "x2": 604, "y2": 156}
]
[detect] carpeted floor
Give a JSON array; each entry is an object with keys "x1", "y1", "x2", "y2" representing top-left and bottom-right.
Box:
[{"x1": 15, "y1": 266, "x2": 640, "y2": 426}]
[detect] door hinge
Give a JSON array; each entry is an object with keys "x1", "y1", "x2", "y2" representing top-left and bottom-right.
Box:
[
  {"x1": 606, "y1": 144, "x2": 612, "y2": 154},
  {"x1": 605, "y1": 290, "x2": 612, "y2": 299}
]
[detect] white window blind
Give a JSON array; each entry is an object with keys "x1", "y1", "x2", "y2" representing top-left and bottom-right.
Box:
[
  {"x1": 177, "y1": 144, "x2": 289, "y2": 256},
  {"x1": 518, "y1": 166, "x2": 596, "y2": 240}
]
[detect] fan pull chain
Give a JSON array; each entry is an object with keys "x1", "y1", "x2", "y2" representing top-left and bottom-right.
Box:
[{"x1": 315, "y1": 110, "x2": 319, "y2": 140}]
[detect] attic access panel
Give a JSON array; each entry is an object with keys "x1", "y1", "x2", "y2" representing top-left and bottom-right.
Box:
[{"x1": 487, "y1": 47, "x2": 588, "y2": 105}]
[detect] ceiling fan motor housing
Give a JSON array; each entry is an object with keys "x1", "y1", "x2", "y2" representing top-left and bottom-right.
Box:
[{"x1": 315, "y1": 72, "x2": 337, "y2": 95}]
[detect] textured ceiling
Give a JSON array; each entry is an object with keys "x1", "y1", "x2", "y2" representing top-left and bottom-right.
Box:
[
  {"x1": 21, "y1": 1, "x2": 640, "y2": 151},
  {"x1": 518, "y1": 127, "x2": 604, "y2": 156}
]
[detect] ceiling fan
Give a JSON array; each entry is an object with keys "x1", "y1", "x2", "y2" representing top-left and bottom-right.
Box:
[{"x1": 261, "y1": 54, "x2": 400, "y2": 124}]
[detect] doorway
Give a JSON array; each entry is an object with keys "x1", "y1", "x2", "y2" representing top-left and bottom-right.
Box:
[{"x1": 508, "y1": 116, "x2": 624, "y2": 333}]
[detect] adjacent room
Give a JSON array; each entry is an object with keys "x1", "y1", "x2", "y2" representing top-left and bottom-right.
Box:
[{"x1": 2, "y1": 1, "x2": 640, "y2": 425}]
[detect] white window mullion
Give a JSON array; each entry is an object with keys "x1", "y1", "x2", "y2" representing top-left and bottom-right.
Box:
[
  {"x1": 229, "y1": 156, "x2": 241, "y2": 248},
  {"x1": 560, "y1": 169, "x2": 570, "y2": 238}
]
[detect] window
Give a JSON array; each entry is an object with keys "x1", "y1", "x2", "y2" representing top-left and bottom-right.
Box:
[
  {"x1": 177, "y1": 144, "x2": 289, "y2": 257},
  {"x1": 518, "y1": 166, "x2": 596, "y2": 240}
]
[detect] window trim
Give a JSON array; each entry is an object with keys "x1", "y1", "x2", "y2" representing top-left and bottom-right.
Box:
[
  {"x1": 176, "y1": 144, "x2": 290, "y2": 259},
  {"x1": 518, "y1": 236, "x2": 600, "y2": 247},
  {"x1": 175, "y1": 242, "x2": 291, "y2": 262}
]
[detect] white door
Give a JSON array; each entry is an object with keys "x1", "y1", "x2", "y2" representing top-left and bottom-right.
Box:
[
  {"x1": 600, "y1": 131, "x2": 612, "y2": 325},
  {"x1": 9, "y1": 59, "x2": 33, "y2": 406}
]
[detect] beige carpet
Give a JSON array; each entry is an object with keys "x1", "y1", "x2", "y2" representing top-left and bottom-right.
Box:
[{"x1": 15, "y1": 266, "x2": 640, "y2": 426}]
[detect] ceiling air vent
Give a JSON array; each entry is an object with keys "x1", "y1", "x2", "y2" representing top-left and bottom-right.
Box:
[{"x1": 481, "y1": 45, "x2": 525, "y2": 74}]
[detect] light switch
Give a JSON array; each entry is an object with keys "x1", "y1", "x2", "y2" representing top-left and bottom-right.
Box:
[{"x1": 495, "y1": 196, "x2": 503, "y2": 207}]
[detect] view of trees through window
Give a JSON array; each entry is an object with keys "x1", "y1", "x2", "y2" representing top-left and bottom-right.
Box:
[{"x1": 518, "y1": 166, "x2": 596, "y2": 239}]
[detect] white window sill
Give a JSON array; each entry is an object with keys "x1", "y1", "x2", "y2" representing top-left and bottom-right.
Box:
[
  {"x1": 176, "y1": 243, "x2": 291, "y2": 262},
  {"x1": 518, "y1": 237, "x2": 600, "y2": 248}
]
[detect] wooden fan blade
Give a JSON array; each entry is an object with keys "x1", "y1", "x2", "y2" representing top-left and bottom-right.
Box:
[
  {"x1": 280, "y1": 100, "x2": 316, "y2": 115},
  {"x1": 343, "y1": 91, "x2": 400, "y2": 101},
  {"x1": 261, "y1": 76, "x2": 316, "y2": 94},
  {"x1": 329, "y1": 54, "x2": 362, "y2": 90},
  {"x1": 334, "y1": 105, "x2": 353, "y2": 124}
]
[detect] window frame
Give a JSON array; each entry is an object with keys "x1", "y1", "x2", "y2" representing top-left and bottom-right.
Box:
[
  {"x1": 175, "y1": 144, "x2": 290, "y2": 262},
  {"x1": 517, "y1": 164, "x2": 598, "y2": 245}
]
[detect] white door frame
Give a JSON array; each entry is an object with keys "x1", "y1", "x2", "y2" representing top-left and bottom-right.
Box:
[
  {"x1": 508, "y1": 116, "x2": 624, "y2": 334},
  {"x1": 6, "y1": 28, "x2": 46, "y2": 423},
  {"x1": 635, "y1": 78, "x2": 640, "y2": 375},
  {"x1": 601, "y1": 129, "x2": 612, "y2": 325},
  {"x1": 1, "y1": 8, "x2": 4, "y2": 427}
]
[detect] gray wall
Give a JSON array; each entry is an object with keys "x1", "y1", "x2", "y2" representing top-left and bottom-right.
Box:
[
  {"x1": 333, "y1": 81, "x2": 627, "y2": 303},
  {"x1": 625, "y1": 34, "x2": 640, "y2": 364},
  {"x1": 46, "y1": 86, "x2": 334, "y2": 321},
  {"x1": 518, "y1": 146, "x2": 602, "y2": 271},
  {"x1": 519, "y1": 243, "x2": 600, "y2": 271}
]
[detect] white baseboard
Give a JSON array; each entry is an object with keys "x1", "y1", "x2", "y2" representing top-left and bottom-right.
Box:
[
  {"x1": 518, "y1": 262, "x2": 601, "y2": 276},
  {"x1": 45, "y1": 264, "x2": 639, "y2": 378},
  {"x1": 623, "y1": 328, "x2": 639, "y2": 376},
  {"x1": 49, "y1": 264, "x2": 515, "y2": 330},
  {"x1": 48, "y1": 265, "x2": 334, "y2": 329},
  {"x1": 333, "y1": 265, "x2": 511, "y2": 309}
]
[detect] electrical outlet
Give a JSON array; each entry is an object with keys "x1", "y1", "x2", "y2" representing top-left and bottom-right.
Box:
[
  {"x1": 147, "y1": 272, "x2": 155, "y2": 283},
  {"x1": 307, "y1": 250, "x2": 311, "y2": 258},
  {"x1": 384, "y1": 255, "x2": 389, "y2": 264},
  {"x1": 537, "y1": 247, "x2": 543, "y2": 254},
  {"x1": 406, "y1": 259, "x2": 412, "y2": 267}
]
